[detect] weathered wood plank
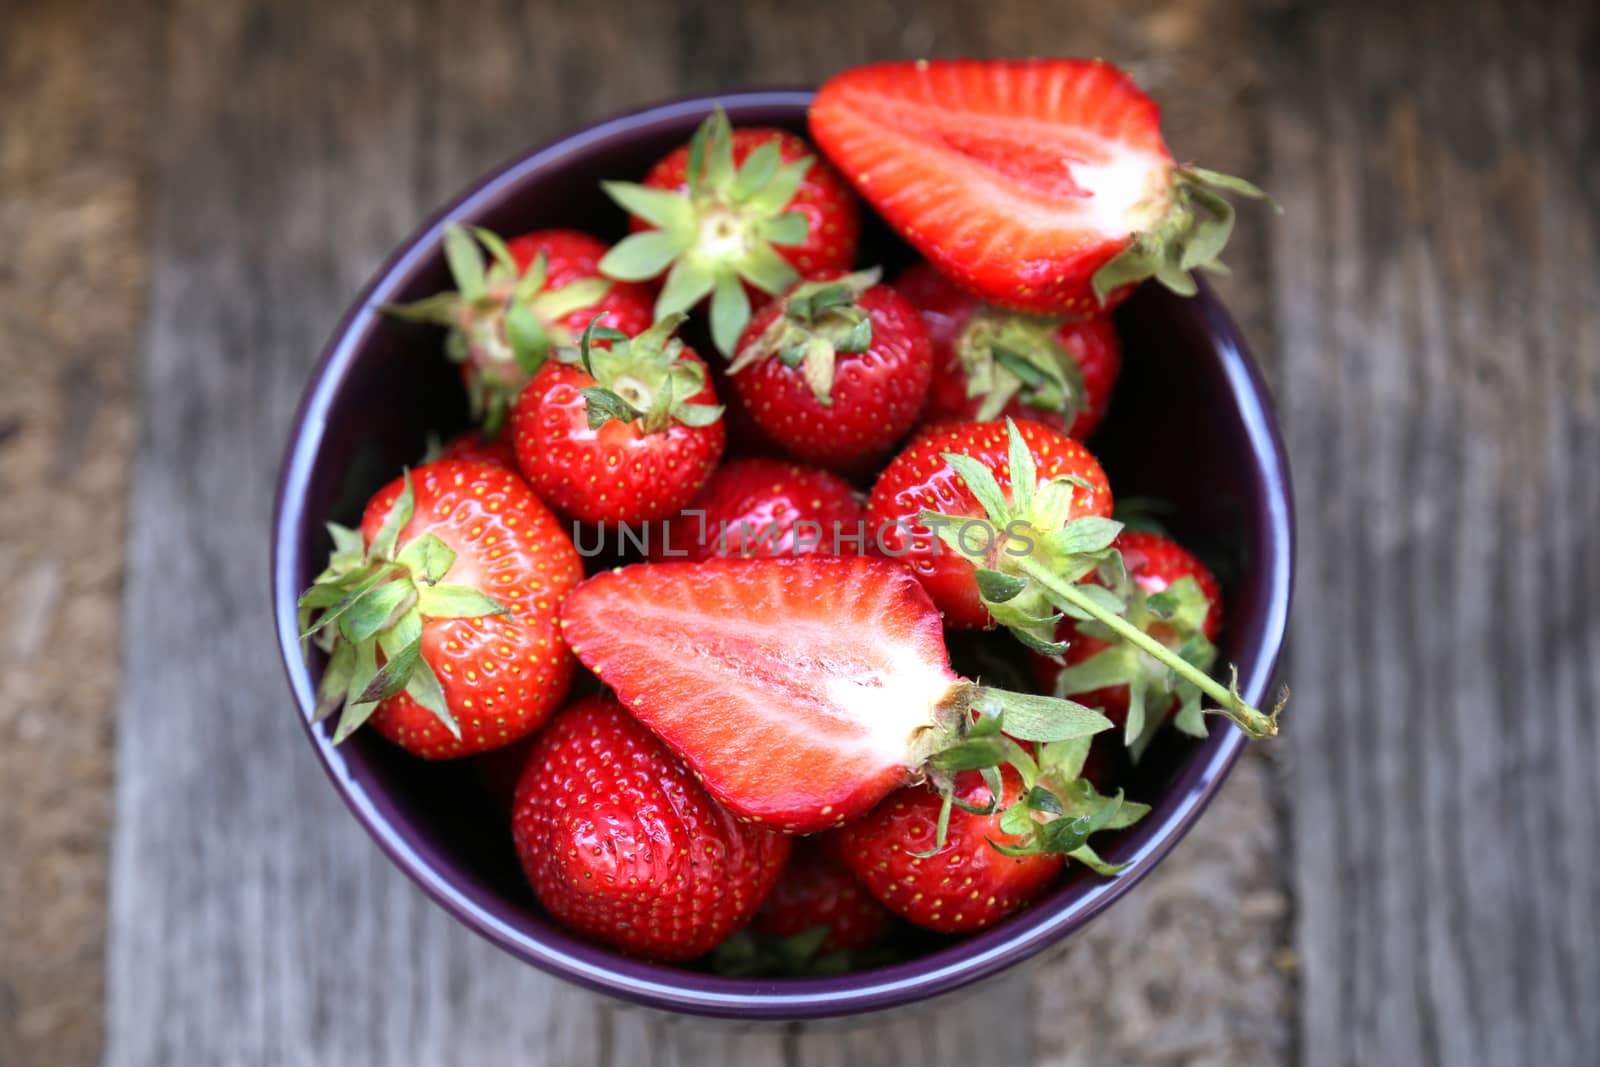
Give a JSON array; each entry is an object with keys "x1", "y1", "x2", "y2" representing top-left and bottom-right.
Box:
[
  {"x1": 1265, "y1": 1, "x2": 1600, "y2": 1064},
  {"x1": 0, "y1": 1, "x2": 151, "y2": 1063},
  {"x1": 105, "y1": 1, "x2": 1289, "y2": 1064}
]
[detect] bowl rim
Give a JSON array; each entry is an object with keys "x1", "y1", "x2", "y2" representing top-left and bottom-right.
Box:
[{"x1": 271, "y1": 89, "x2": 1295, "y2": 1020}]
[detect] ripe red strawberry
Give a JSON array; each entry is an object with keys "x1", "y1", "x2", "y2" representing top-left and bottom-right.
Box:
[
  {"x1": 895, "y1": 262, "x2": 1121, "y2": 439},
  {"x1": 726, "y1": 269, "x2": 933, "y2": 471},
  {"x1": 868, "y1": 418, "x2": 1113, "y2": 633},
  {"x1": 600, "y1": 109, "x2": 861, "y2": 356},
  {"x1": 650, "y1": 457, "x2": 865, "y2": 562},
  {"x1": 837, "y1": 766, "x2": 1062, "y2": 934},
  {"x1": 433, "y1": 429, "x2": 518, "y2": 469},
  {"x1": 512, "y1": 695, "x2": 790, "y2": 962},
  {"x1": 510, "y1": 314, "x2": 725, "y2": 525},
  {"x1": 810, "y1": 59, "x2": 1269, "y2": 317},
  {"x1": 559, "y1": 555, "x2": 1112, "y2": 834},
  {"x1": 386, "y1": 225, "x2": 654, "y2": 433},
  {"x1": 298, "y1": 461, "x2": 583, "y2": 759},
  {"x1": 750, "y1": 838, "x2": 894, "y2": 953},
  {"x1": 1033, "y1": 530, "x2": 1224, "y2": 749}
]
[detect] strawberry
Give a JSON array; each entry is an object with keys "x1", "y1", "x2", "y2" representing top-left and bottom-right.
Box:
[
  {"x1": 867, "y1": 418, "x2": 1113, "y2": 633},
  {"x1": 386, "y1": 225, "x2": 654, "y2": 433},
  {"x1": 510, "y1": 314, "x2": 725, "y2": 525},
  {"x1": 433, "y1": 429, "x2": 518, "y2": 469},
  {"x1": 297, "y1": 461, "x2": 583, "y2": 759},
  {"x1": 809, "y1": 59, "x2": 1269, "y2": 317},
  {"x1": 559, "y1": 554, "x2": 1112, "y2": 835},
  {"x1": 838, "y1": 736, "x2": 1151, "y2": 933},
  {"x1": 650, "y1": 457, "x2": 865, "y2": 562},
  {"x1": 895, "y1": 262, "x2": 1121, "y2": 439},
  {"x1": 882, "y1": 420, "x2": 1282, "y2": 738},
  {"x1": 1033, "y1": 530, "x2": 1225, "y2": 752},
  {"x1": 837, "y1": 765, "x2": 1062, "y2": 933},
  {"x1": 750, "y1": 837, "x2": 894, "y2": 953},
  {"x1": 599, "y1": 109, "x2": 861, "y2": 356},
  {"x1": 511, "y1": 695, "x2": 790, "y2": 962},
  {"x1": 725, "y1": 269, "x2": 933, "y2": 471}
]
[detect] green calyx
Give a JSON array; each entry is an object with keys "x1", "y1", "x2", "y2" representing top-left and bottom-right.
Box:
[
  {"x1": 382, "y1": 223, "x2": 613, "y2": 435},
  {"x1": 1090, "y1": 166, "x2": 1276, "y2": 307},
  {"x1": 987, "y1": 735, "x2": 1150, "y2": 873},
  {"x1": 956, "y1": 310, "x2": 1086, "y2": 424},
  {"x1": 724, "y1": 268, "x2": 881, "y2": 403},
  {"x1": 1055, "y1": 575, "x2": 1219, "y2": 757},
  {"x1": 566, "y1": 313, "x2": 724, "y2": 436},
  {"x1": 296, "y1": 473, "x2": 511, "y2": 744},
  {"x1": 598, "y1": 107, "x2": 816, "y2": 357},
  {"x1": 923, "y1": 419, "x2": 1285, "y2": 740},
  {"x1": 904, "y1": 678, "x2": 1113, "y2": 857}
]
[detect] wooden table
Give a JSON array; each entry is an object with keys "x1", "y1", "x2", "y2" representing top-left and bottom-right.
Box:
[{"x1": 2, "y1": 0, "x2": 1596, "y2": 1063}]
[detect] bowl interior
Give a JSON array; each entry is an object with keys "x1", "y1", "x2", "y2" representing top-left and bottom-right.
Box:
[{"x1": 273, "y1": 92, "x2": 1292, "y2": 1019}]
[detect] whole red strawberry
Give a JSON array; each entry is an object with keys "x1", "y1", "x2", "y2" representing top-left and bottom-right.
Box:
[
  {"x1": 751, "y1": 838, "x2": 894, "y2": 953},
  {"x1": 868, "y1": 418, "x2": 1113, "y2": 634},
  {"x1": 386, "y1": 225, "x2": 654, "y2": 433},
  {"x1": 1033, "y1": 530, "x2": 1225, "y2": 750},
  {"x1": 895, "y1": 262, "x2": 1121, "y2": 439},
  {"x1": 837, "y1": 766, "x2": 1062, "y2": 934},
  {"x1": 559, "y1": 555, "x2": 1112, "y2": 834},
  {"x1": 650, "y1": 457, "x2": 864, "y2": 562},
  {"x1": 297, "y1": 460, "x2": 583, "y2": 759},
  {"x1": 726, "y1": 269, "x2": 932, "y2": 471},
  {"x1": 512, "y1": 695, "x2": 791, "y2": 962},
  {"x1": 599, "y1": 109, "x2": 860, "y2": 356},
  {"x1": 810, "y1": 59, "x2": 1268, "y2": 317},
  {"x1": 511, "y1": 314, "x2": 725, "y2": 525}
]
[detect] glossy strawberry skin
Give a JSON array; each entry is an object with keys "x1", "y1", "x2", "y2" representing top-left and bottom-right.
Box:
[
  {"x1": 356, "y1": 461, "x2": 584, "y2": 759},
  {"x1": 751, "y1": 837, "x2": 894, "y2": 953},
  {"x1": 633, "y1": 128, "x2": 860, "y2": 282},
  {"x1": 867, "y1": 419, "x2": 1113, "y2": 629},
  {"x1": 895, "y1": 262, "x2": 1121, "y2": 440},
  {"x1": 512, "y1": 695, "x2": 790, "y2": 962},
  {"x1": 731, "y1": 279, "x2": 933, "y2": 471},
  {"x1": 837, "y1": 766, "x2": 1063, "y2": 934},
  {"x1": 1032, "y1": 530, "x2": 1224, "y2": 722},
  {"x1": 559, "y1": 556, "x2": 963, "y2": 834},
  {"x1": 510, "y1": 350, "x2": 725, "y2": 525},
  {"x1": 650, "y1": 457, "x2": 865, "y2": 562},
  {"x1": 810, "y1": 59, "x2": 1175, "y2": 316}
]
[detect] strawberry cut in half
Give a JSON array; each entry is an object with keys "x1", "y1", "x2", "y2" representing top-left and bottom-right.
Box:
[
  {"x1": 559, "y1": 555, "x2": 1113, "y2": 835},
  {"x1": 810, "y1": 59, "x2": 1271, "y2": 317},
  {"x1": 599, "y1": 109, "x2": 861, "y2": 356}
]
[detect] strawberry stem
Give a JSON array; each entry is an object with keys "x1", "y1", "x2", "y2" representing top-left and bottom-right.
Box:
[{"x1": 1015, "y1": 555, "x2": 1283, "y2": 738}]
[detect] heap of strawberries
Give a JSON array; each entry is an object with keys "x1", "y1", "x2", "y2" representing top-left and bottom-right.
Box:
[{"x1": 299, "y1": 58, "x2": 1283, "y2": 971}]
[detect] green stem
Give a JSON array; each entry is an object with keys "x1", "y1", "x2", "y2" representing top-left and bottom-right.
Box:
[{"x1": 1016, "y1": 556, "x2": 1280, "y2": 739}]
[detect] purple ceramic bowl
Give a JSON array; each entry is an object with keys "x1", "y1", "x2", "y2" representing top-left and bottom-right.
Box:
[{"x1": 272, "y1": 91, "x2": 1293, "y2": 1020}]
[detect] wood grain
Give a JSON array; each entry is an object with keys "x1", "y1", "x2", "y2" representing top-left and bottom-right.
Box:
[
  {"x1": 100, "y1": 1, "x2": 1290, "y2": 1065},
  {"x1": 1265, "y1": 1, "x2": 1600, "y2": 1064},
  {"x1": 0, "y1": 2, "x2": 150, "y2": 1063}
]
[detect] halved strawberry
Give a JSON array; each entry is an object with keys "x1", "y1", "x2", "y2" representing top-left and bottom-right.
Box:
[
  {"x1": 385, "y1": 226, "x2": 653, "y2": 434},
  {"x1": 809, "y1": 59, "x2": 1269, "y2": 316},
  {"x1": 558, "y1": 555, "x2": 1112, "y2": 834},
  {"x1": 600, "y1": 110, "x2": 860, "y2": 356}
]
